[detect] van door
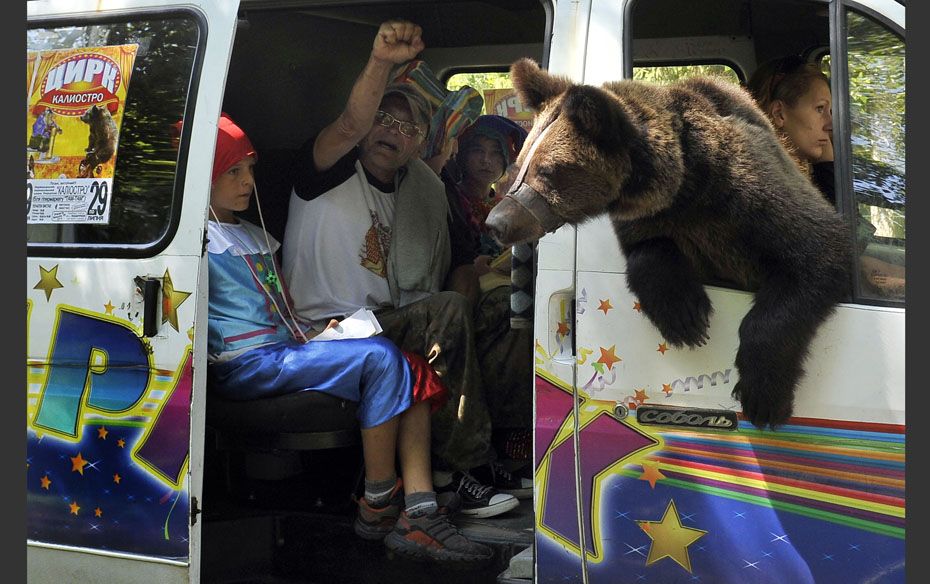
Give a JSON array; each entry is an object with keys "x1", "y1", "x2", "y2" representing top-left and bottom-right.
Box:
[
  {"x1": 26, "y1": 1, "x2": 239, "y2": 582},
  {"x1": 552, "y1": 0, "x2": 905, "y2": 582}
]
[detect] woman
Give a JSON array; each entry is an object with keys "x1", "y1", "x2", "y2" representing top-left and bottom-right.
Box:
[
  {"x1": 435, "y1": 114, "x2": 535, "y2": 498},
  {"x1": 748, "y1": 56, "x2": 904, "y2": 298}
]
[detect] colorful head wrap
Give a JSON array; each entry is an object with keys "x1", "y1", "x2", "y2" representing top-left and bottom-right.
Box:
[
  {"x1": 212, "y1": 112, "x2": 257, "y2": 183},
  {"x1": 456, "y1": 114, "x2": 528, "y2": 168},
  {"x1": 389, "y1": 59, "x2": 484, "y2": 159}
]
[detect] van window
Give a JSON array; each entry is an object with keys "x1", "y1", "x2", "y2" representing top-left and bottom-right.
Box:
[
  {"x1": 845, "y1": 10, "x2": 905, "y2": 303},
  {"x1": 633, "y1": 63, "x2": 740, "y2": 84},
  {"x1": 27, "y1": 14, "x2": 201, "y2": 254}
]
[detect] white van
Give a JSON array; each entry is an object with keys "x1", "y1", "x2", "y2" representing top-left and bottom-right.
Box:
[{"x1": 26, "y1": 1, "x2": 904, "y2": 582}]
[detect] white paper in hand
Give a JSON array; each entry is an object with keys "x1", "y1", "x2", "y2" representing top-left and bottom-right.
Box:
[{"x1": 310, "y1": 308, "x2": 383, "y2": 341}]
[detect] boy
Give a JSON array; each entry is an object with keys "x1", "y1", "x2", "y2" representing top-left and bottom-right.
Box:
[{"x1": 206, "y1": 113, "x2": 491, "y2": 563}]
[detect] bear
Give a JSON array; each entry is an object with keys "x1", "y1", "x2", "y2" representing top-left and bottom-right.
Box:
[
  {"x1": 485, "y1": 58, "x2": 851, "y2": 429},
  {"x1": 79, "y1": 104, "x2": 118, "y2": 177}
]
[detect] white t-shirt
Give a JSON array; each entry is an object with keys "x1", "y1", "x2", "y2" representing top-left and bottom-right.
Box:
[{"x1": 284, "y1": 155, "x2": 395, "y2": 327}]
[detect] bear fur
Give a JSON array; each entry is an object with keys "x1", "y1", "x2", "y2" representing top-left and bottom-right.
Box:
[
  {"x1": 485, "y1": 58, "x2": 851, "y2": 428},
  {"x1": 79, "y1": 104, "x2": 118, "y2": 177}
]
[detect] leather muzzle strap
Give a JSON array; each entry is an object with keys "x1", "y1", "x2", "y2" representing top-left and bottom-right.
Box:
[{"x1": 503, "y1": 122, "x2": 564, "y2": 234}]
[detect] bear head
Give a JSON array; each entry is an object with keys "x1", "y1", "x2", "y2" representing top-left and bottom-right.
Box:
[{"x1": 485, "y1": 58, "x2": 682, "y2": 246}]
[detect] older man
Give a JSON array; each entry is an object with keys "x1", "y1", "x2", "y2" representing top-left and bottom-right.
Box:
[{"x1": 283, "y1": 19, "x2": 521, "y2": 519}]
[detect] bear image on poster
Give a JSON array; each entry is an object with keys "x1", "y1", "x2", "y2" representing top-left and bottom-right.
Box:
[
  {"x1": 485, "y1": 58, "x2": 851, "y2": 428},
  {"x1": 78, "y1": 104, "x2": 119, "y2": 178}
]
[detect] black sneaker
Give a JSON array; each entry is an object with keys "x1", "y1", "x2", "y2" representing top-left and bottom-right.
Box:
[
  {"x1": 470, "y1": 461, "x2": 533, "y2": 499},
  {"x1": 434, "y1": 471, "x2": 519, "y2": 518},
  {"x1": 384, "y1": 510, "x2": 493, "y2": 563}
]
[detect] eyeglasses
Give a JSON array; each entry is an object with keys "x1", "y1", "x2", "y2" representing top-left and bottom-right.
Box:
[{"x1": 374, "y1": 110, "x2": 423, "y2": 138}]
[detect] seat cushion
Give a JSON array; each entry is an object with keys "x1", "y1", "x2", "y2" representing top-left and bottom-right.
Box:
[{"x1": 207, "y1": 390, "x2": 359, "y2": 434}]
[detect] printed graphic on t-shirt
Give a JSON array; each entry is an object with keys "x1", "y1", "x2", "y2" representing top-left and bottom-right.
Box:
[{"x1": 359, "y1": 209, "x2": 392, "y2": 278}]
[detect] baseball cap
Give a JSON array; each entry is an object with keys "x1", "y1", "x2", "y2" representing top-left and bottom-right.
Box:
[{"x1": 382, "y1": 83, "x2": 433, "y2": 130}]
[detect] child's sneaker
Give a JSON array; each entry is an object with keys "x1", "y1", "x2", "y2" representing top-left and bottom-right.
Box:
[
  {"x1": 384, "y1": 510, "x2": 493, "y2": 563},
  {"x1": 354, "y1": 479, "x2": 404, "y2": 540},
  {"x1": 435, "y1": 471, "x2": 519, "y2": 518},
  {"x1": 470, "y1": 461, "x2": 533, "y2": 499}
]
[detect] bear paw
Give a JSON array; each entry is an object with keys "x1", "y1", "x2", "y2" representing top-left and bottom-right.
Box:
[
  {"x1": 731, "y1": 379, "x2": 794, "y2": 429},
  {"x1": 640, "y1": 287, "x2": 712, "y2": 348}
]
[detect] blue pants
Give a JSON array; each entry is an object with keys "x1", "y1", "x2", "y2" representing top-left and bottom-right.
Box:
[{"x1": 209, "y1": 336, "x2": 413, "y2": 429}]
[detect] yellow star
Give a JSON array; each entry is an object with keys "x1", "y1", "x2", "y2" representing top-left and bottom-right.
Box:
[
  {"x1": 40, "y1": 475, "x2": 51, "y2": 490},
  {"x1": 662, "y1": 383, "x2": 674, "y2": 396},
  {"x1": 103, "y1": 300, "x2": 115, "y2": 315},
  {"x1": 69, "y1": 501, "x2": 80, "y2": 515},
  {"x1": 657, "y1": 342, "x2": 668, "y2": 355},
  {"x1": 637, "y1": 499, "x2": 707, "y2": 573},
  {"x1": 597, "y1": 345, "x2": 621, "y2": 370},
  {"x1": 639, "y1": 461, "x2": 667, "y2": 489},
  {"x1": 34, "y1": 265, "x2": 64, "y2": 301},
  {"x1": 161, "y1": 269, "x2": 192, "y2": 332},
  {"x1": 117, "y1": 439, "x2": 126, "y2": 448},
  {"x1": 98, "y1": 427, "x2": 108, "y2": 439},
  {"x1": 70, "y1": 452, "x2": 88, "y2": 475},
  {"x1": 634, "y1": 388, "x2": 649, "y2": 404},
  {"x1": 95, "y1": 507, "x2": 103, "y2": 518},
  {"x1": 113, "y1": 473, "x2": 122, "y2": 484},
  {"x1": 598, "y1": 299, "x2": 613, "y2": 315},
  {"x1": 557, "y1": 321, "x2": 570, "y2": 337}
]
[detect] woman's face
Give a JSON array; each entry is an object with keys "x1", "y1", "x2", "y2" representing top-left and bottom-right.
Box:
[
  {"x1": 773, "y1": 78, "x2": 833, "y2": 162},
  {"x1": 462, "y1": 135, "x2": 506, "y2": 188}
]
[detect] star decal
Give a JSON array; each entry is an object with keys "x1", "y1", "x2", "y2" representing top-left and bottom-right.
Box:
[
  {"x1": 557, "y1": 321, "x2": 571, "y2": 337},
  {"x1": 639, "y1": 461, "x2": 667, "y2": 489},
  {"x1": 662, "y1": 383, "x2": 674, "y2": 396},
  {"x1": 117, "y1": 439, "x2": 126, "y2": 448},
  {"x1": 70, "y1": 452, "x2": 88, "y2": 475},
  {"x1": 598, "y1": 299, "x2": 613, "y2": 315},
  {"x1": 597, "y1": 345, "x2": 621, "y2": 370},
  {"x1": 637, "y1": 499, "x2": 707, "y2": 573},
  {"x1": 633, "y1": 301, "x2": 642, "y2": 312},
  {"x1": 34, "y1": 265, "x2": 64, "y2": 301},
  {"x1": 634, "y1": 389, "x2": 649, "y2": 405},
  {"x1": 95, "y1": 507, "x2": 103, "y2": 518},
  {"x1": 69, "y1": 501, "x2": 80, "y2": 515},
  {"x1": 103, "y1": 300, "x2": 115, "y2": 315},
  {"x1": 40, "y1": 475, "x2": 51, "y2": 490},
  {"x1": 98, "y1": 427, "x2": 108, "y2": 440},
  {"x1": 657, "y1": 343, "x2": 668, "y2": 355},
  {"x1": 113, "y1": 473, "x2": 122, "y2": 484},
  {"x1": 161, "y1": 269, "x2": 192, "y2": 332}
]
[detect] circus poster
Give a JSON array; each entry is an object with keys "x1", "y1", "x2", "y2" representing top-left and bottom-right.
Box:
[{"x1": 27, "y1": 44, "x2": 138, "y2": 225}]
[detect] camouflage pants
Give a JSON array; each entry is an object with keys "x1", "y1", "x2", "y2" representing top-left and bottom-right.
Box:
[
  {"x1": 474, "y1": 285, "x2": 533, "y2": 430},
  {"x1": 377, "y1": 291, "x2": 492, "y2": 472}
]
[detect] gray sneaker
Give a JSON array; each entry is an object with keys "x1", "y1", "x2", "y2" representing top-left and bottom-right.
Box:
[{"x1": 384, "y1": 510, "x2": 493, "y2": 563}]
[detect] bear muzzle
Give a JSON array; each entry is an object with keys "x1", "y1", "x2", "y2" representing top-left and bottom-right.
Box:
[{"x1": 485, "y1": 182, "x2": 564, "y2": 246}]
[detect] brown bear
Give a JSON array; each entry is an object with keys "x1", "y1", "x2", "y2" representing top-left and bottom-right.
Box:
[
  {"x1": 79, "y1": 104, "x2": 118, "y2": 177},
  {"x1": 485, "y1": 58, "x2": 851, "y2": 429}
]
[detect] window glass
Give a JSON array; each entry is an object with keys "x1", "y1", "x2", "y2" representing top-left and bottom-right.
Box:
[
  {"x1": 632, "y1": 63, "x2": 740, "y2": 85},
  {"x1": 27, "y1": 16, "x2": 200, "y2": 251},
  {"x1": 846, "y1": 11, "x2": 905, "y2": 302}
]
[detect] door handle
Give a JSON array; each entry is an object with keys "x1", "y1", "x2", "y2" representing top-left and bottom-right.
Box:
[{"x1": 134, "y1": 276, "x2": 161, "y2": 337}]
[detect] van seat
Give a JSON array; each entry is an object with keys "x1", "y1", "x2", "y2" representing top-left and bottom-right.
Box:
[{"x1": 207, "y1": 390, "x2": 359, "y2": 451}]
